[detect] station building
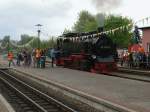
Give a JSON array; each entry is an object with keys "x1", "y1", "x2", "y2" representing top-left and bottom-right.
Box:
[{"x1": 140, "y1": 26, "x2": 150, "y2": 52}]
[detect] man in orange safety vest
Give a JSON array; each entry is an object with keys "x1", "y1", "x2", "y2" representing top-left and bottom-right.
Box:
[
  {"x1": 35, "y1": 48, "x2": 41, "y2": 68},
  {"x1": 7, "y1": 51, "x2": 15, "y2": 67}
]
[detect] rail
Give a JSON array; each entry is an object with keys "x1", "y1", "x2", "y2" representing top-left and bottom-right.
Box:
[
  {"x1": 0, "y1": 69, "x2": 77, "y2": 112},
  {"x1": 108, "y1": 68, "x2": 150, "y2": 83}
]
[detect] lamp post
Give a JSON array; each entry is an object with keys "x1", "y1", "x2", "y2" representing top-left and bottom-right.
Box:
[{"x1": 35, "y1": 24, "x2": 42, "y2": 48}]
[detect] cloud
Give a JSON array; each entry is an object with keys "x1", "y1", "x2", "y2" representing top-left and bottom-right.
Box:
[
  {"x1": 0, "y1": 0, "x2": 72, "y2": 40},
  {"x1": 92, "y1": 0, "x2": 122, "y2": 11}
]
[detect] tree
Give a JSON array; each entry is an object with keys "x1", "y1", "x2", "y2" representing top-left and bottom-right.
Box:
[
  {"x1": 104, "y1": 15, "x2": 133, "y2": 48},
  {"x1": 19, "y1": 34, "x2": 33, "y2": 45},
  {"x1": 48, "y1": 37, "x2": 56, "y2": 48},
  {"x1": 30, "y1": 37, "x2": 40, "y2": 48},
  {"x1": 2, "y1": 35, "x2": 10, "y2": 46},
  {"x1": 104, "y1": 15, "x2": 132, "y2": 30},
  {"x1": 84, "y1": 20, "x2": 98, "y2": 32},
  {"x1": 73, "y1": 10, "x2": 97, "y2": 32},
  {"x1": 63, "y1": 28, "x2": 72, "y2": 34},
  {"x1": 67, "y1": 10, "x2": 133, "y2": 48},
  {"x1": 1, "y1": 35, "x2": 10, "y2": 51}
]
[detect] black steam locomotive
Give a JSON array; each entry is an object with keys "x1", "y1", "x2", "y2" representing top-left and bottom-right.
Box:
[{"x1": 56, "y1": 30, "x2": 118, "y2": 74}]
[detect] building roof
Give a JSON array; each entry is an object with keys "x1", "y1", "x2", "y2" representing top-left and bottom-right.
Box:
[{"x1": 139, "y1": 26, "x2": 150, "y2": 30}]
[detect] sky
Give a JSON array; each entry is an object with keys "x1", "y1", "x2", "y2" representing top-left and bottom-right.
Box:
[{"x1": 0, "y1": 0, "x2": 149, "y2": 40}]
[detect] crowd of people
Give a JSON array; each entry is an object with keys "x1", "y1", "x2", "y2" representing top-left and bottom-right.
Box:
[
  {"x1": 7, "y1": 48, "x2": 57, "y2": 68},
  {"x1": 119, "y1": 51, "x2": 150, "y2": 69},
  {"x1": 7, "y1": 48, "x2": 150, "y2": 70}
]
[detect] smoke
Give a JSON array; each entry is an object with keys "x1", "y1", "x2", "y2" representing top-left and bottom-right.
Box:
[
  {"x1": 96, "y1": 13, "x2": 105, "y2": 27},
  {"x1": 92, "y1": 0, "x2": 122, "y2": 11}
]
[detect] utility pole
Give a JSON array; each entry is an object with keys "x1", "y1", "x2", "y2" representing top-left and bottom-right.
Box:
[{"x1": 35, "y1": 24, "x2": 42, "y2": 49}]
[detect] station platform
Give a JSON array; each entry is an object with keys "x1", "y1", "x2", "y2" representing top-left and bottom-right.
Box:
[
  {"x1": 9, "y1": 66, "x2": 150, "y2": 112},
  {"x1": 0, "y1": 56, "x2": 150, "y2": 112}
]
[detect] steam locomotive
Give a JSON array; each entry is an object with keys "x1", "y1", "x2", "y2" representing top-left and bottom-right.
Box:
[{"x1": 56, "y1": 29, "x2": 118, "y2": 74}]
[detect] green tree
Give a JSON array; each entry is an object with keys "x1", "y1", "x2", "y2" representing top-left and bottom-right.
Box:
[
  {"x1": 48, "y1": 37, "x2": 56, "y2": 48},
  {"x1": 67, "y1": 11, "x2": 133, "y2": 48},
  {"x1": 19, "y1": 34, "x2": 33, "y2": 45},
  {"x1": 63, "y1": 28, "x2": 72, "y2": 34},
  {"x1": 2, "y1": 35, "x2": 10, "y2": 46},
  {"x1": 73, "y1": 10, "x2": 97, "y2": 32},
  {"x1": 104, "y1": 15, "x2": 133, "y2": 48},
  {"x1": 1, "y1": 35, "x2": 10, "y2": 51},
  {"x1": 30, "y1": 37, "x2": 40, "y2": 48},
  {"x1": 84, "y1": 20, "x2": 98, "y2": 32}
]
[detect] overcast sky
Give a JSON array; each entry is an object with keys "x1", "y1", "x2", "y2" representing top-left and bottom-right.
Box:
[{"x1": 0, "y1": 0, "x2": 149, "y2": 40}]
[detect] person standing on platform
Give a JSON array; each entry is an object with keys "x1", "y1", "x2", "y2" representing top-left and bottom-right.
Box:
[
  {"x1": 147, "y1": 53, "x2": 150, "y2": 69},
  {"x1": 43, "y1": 49, "x2": 47, "y2": 68},
  {"x1": 40, "y1": 50, "x2": 46, "y2": 68},
  {"x1": 128, "y1": 52, "x2": 133, "y2": 68},
  {"x1": 7, "y1": 51, "x2": 15, "y2": 67},
  {"x1": 32, "y1": 49, "x2": 36, "y2": 68},
  {"x1": 35, "y1": 48, "x2": 41, "y2": 68},
  {"x1": 50, "y1": 48, "x2": 56, "y2": 67},
  {"x1": 120, "y1": 51, "x2": 124, "y2": 66},
  {"x1": 23, "y1": 51, "x2": 28, "y2": 67},
  {"x1": 27, "y1": 51, "x2": 32, "y2": 67},
  {"x1": 16, "y1": 52, "x2": 22, "y2": 66}
]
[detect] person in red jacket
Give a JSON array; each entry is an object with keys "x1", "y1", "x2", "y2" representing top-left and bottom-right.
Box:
[{"x1": 7, "y1": 51, "x2": 15, "y2": 67}]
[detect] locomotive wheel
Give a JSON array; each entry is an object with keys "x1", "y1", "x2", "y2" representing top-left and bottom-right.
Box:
[
  {"x1": 72, "y1": 60, "x2": 80, "y2": 69},
  {"x1": 80, "y1": 60, "x2": 92, "y2": 71},
  {"x1": 64, "y1": 59, "x2": 72, "y2": 68}
]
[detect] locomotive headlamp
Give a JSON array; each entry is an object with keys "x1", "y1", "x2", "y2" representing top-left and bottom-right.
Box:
[{"x1": 92, "y1": 55, "x2": 97, "y2": 59}]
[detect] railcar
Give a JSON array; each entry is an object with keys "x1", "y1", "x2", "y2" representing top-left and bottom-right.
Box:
[{"x1": 56, "y1": 30, "x2": 118, "y2": 74}]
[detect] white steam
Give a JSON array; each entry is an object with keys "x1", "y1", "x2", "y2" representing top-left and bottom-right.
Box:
[{"x1": 92, "y1": 0, "x2": 122, "y2": 11}]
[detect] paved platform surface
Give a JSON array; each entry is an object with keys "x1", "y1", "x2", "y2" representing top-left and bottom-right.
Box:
[
  {"x1": 10, "y1": 66, "x2": 150, "y2": 112},
  {"x1": 1, "y1": 56, "x2": 150, "y2": 112}
]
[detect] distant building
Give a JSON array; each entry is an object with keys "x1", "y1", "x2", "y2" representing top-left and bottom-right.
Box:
[{"x1": 139, "y1": 26, "x2": 150, "y2": 52}]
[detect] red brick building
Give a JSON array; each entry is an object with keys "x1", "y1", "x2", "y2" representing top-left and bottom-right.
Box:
[{"x1": 140, "y1": 27, "x2": 150, "y2": 52}]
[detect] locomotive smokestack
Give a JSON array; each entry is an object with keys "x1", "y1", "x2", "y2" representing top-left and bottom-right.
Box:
[
  {"x1": 96, "y1": 13, "x2": 105, "y2": 28},
  {"x1": 97, "y1": 27, "x2": 104, "y2": 33}
]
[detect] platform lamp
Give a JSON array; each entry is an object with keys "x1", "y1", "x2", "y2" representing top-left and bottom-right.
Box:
[{"x1": 35, "y1": 24, "x2": 42, "y2": 49}]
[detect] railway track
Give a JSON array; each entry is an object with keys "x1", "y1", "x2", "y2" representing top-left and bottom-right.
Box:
[
  {"x1": 107, "y1": 68, "x2": 150, "y2": 83},
  {"x1": 0, "y1": 69, "x2": 78, "y2": 112}
]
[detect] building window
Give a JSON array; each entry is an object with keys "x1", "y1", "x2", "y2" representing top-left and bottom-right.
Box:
[{"x1": 147, "y1": 43, "x2": 150, "y2": 53}]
